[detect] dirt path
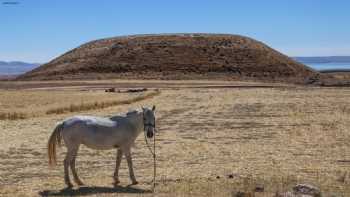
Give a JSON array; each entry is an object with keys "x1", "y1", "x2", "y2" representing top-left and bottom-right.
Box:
[{"x1": 0, "y1": 80, "x2": 291, "y2": 90}]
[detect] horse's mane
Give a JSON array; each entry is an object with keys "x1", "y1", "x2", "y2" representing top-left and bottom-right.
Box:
[
  {"x1": 109, "y1": 109, "x2": 141, "y2": 121},
  {"x1": 126, "y1": 110, "x2": 139, "y2": 116}
]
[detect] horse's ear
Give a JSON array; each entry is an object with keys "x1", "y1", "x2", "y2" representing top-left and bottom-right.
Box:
[{"x1": 152, "y1": 105, "x2": 156, "y2": 111}]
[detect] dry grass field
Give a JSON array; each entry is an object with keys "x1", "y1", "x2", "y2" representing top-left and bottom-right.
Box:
[
  {"x1": 0, "y1": 80, "x2": 349, "y2": 196},
  {"x1": 0, "y1": 89, "x2": 160, "y2": 120}
]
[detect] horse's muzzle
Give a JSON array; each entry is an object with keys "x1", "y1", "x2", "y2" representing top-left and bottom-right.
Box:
[{"x1": 147, "y1": 130, "x2": 154, "y2": 138}]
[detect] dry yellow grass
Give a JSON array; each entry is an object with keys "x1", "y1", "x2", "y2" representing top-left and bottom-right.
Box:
[
  {"x1": 45, "y1": 90, "x2": 160, "y2": 115},
  {"x1": 0, "y1": 82, "x2": 349, "y2": 196},
  {"x1": 0, "y1": 112, "x2": 27, "y2": 120},
  {"x1": 0, "y1": 90, "x2": 160, "y2": 120}
]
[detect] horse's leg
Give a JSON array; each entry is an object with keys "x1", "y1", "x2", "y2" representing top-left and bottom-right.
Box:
[
  {"x1": 64, "y1": 152, "x2": 73, "y2": 188},
  {"x1": 69, "y1": 146, "x2": 84, "y2": 186},
  {"x1": 124, "y1": 148, "x2": 138, "y2": 185},
  {"x1": 113, "y1": 149, "x2": 123, "y2": 186}
]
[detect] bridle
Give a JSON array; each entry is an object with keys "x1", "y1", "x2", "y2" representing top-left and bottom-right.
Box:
[
  {"x1": 143, "y1": 113, "x2": 156, "y2": 155},
  {"x1": 143, "y1": 112, "x2": 157, "y2": 135}
]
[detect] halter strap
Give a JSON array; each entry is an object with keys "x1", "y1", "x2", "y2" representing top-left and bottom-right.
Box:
[
  {"x1": 143, "y1": 113, "x2": 156, "y2": 130},
  {"x1": 143, "y1": 112, "x2": 156, "y2": 155}
]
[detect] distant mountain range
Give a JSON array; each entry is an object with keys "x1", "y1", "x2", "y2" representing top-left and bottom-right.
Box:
[
  {"x1": 0, "y1": 61, "x2": 40, "y2": 75},
  {"x1": 0, "y1": 61, "x2": 40, "y2": 67},
  {"x1": 294, "y1": 56, "x2": 350, "y2": 63}
]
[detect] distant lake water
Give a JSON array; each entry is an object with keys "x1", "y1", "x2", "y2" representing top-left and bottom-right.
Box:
[
  {"x1": 1, "y1": 62, "x2": 350, "y2": 75},
  {"x1": 304, "y1": 62, "x2": 350, "y2": 71}
]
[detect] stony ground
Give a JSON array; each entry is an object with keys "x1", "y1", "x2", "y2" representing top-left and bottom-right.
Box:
[{"x1": 0, "y1": 81, "x2": 349, "y2": 196}]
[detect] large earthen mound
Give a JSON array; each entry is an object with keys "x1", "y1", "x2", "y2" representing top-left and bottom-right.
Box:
[{"x1": 18, "y1": 33, "x2": 318, "y2": 83}]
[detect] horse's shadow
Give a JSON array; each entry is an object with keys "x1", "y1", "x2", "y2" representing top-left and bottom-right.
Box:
[{"x1": 39, "y1": 185, "x2": 152, "y2": 196}]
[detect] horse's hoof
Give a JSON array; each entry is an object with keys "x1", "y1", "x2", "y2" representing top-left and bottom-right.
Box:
[
  {"x1": 77, "y1": 182, "x2": 84, "y2": 186},
  {"x1": 66, "y1": 183, "x2": 73, "y2": 188},
  {"x1": 113, "y1": 180, "x2": 120, "y2": 187},
  {"x1": 131, "y1": 181, "x2": 138, "y2": 185}
]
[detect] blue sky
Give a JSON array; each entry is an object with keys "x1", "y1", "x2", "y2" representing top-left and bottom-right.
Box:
[{"x1": 1, "y1": 0, "x2": 350, "y2": 63}]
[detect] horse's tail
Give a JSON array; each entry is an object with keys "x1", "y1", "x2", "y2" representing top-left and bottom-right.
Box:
[{"x1": 48, "y1": 122, "x2": 64, "y2": 166}]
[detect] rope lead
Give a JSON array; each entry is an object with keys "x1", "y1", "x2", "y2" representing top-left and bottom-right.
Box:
[
  {"x1": 153, "y1": 130, "x2": 156, "y2": 192},
  {"x1": 144, "y1": 129, "x2": 156, "y2": 192}
]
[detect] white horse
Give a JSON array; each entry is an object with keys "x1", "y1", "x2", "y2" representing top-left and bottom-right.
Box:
[{"x1": 48, "y1": 106, "x2": 156, "y2": 188}]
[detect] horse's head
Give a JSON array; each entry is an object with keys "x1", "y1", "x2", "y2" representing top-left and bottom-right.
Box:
[{"x1": 142, "y1": 105, "x2": 156, "y2": 138}]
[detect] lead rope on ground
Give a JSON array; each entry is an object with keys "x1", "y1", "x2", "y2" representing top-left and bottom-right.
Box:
[
  {"x1": 144, "y1": 128, "x2": 156, "y2": 192},
  {"x1": 153, "y1": 129, "x2": 156, "y2": 192}
]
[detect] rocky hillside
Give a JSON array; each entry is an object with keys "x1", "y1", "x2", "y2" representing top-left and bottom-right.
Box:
[{"x1": 18, "y1": 33, "x2": 318, "y2": 83}]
